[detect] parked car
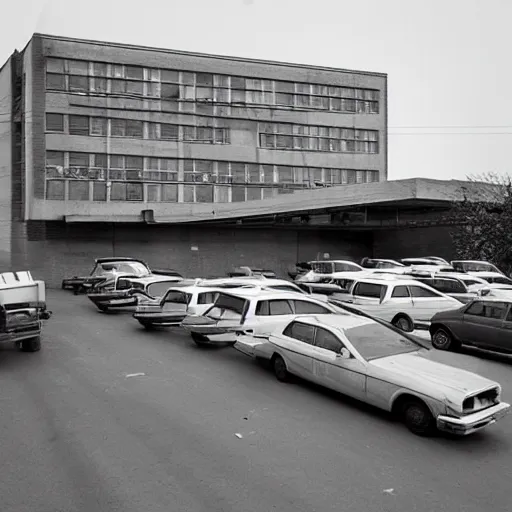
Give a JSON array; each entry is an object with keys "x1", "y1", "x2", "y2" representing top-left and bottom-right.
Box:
[
  {"x1": 472, "y1": 272, "x2": 512, "y2": 286},
  {"x1": 432, "y1": 272, "x2": 490, "y2": 293},
  {"x1": 451, "y1": 260, "x2": 504, "y2": 275},
  {"x1": 234, "y1": 314, "x2": 510, "y2": 436},
  {"x1": 132, "y1": 285, "x2": 224, "y2": 329},
  {"x1": 480, "y1": 284, "x2": 512, "y2": 298},
  {"x1": 309, "y1": 260, "x2": 365, "y2": 274},
  {"x1": 181, "y1": 288, "x2": 348, "y2": 346},
  {"x1": 62, "y1": 257, "x2": 182, "y2": 294},
  {"x1": 87, "y1": 274, "x2": 182, "y2": 312},
  {"x1": 430, "y1": 298, "x2": 512, "y2": 353},
  {"x1": 328, "y1": 276, "x2": 462, "y2": 331},
  {"x1": 287, "y1": 261, "x2": 313, "y2": 280},
  {"x1": 227, "y1": 266, "x2": 277, "y2": 278},
  {"x1": 0, "y1": 271, "x2": 52, "y2": 352},
  {"x1": 422, "y1": 257, "x2": 450, "y2": 265},
  {"x1": 409, "y1": 275, "x2": 479, "y2": 304},
  {"x1": 360, "y1": 258, "x2": 405, "y2": 270}
]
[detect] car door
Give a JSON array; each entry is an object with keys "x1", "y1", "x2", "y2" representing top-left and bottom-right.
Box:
[
  {"x1": 499, "y1": 305, "x2": 512, "y2": 353},
  {"x1": 386, "y1": 284, "x2": 414, "y2": 315},
  {"x1": 351, "y1": 282, "x2": 386, "y2": 306},
  {"x1": 310, "y1": 327, "x2": 366, "y2": 400},
  {"x1": 249, "y1": 299, "x2": 296, "y2": 334},
  {"x1": 161, "y1": 290, "x2": 191, "y2": 316},
  {"x1": 461, "y1": 301, "x2": 509, "y2": 351},
  {"x1": 278, "y1": 321, "x2": 316, "y2": 378},
  {"x1": 408, "y1": 284, "x2": 457, "y2": 321},
  {"x1": 191, "y1": 291, "x2": 219, "y2": 316}
]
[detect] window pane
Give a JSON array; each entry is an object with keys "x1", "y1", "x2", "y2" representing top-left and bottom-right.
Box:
[
  {"x1": 126, "y1": 120, "x2": 143, "y2": 138},
  {"x1": 161, "y1": 83, "x2": 180, "y2": 99},
  {"x1": 125, "y1": 66, "x2": 143, "y2": 80},
  {"x1": 46, "y1": 151, "x2": 64, "y2": 167},
  {"x1": 110, "y1": 182, "x2": 127, "y2": 201},
  {"x1": 46, "y1": 73, "x2": 66, "y2": 91},
  {"x1": 111, "y1": 119, "x2": 125, "y2": 136},
  {"x1": 161, "y1": 70, "x2": 180, "y2": 82},
  {"x1": 47, "y1": 58, "x2": 65, "y2": 73},
  {"x1": 162, "y1": 184, "x2": 178, "y2": 202},
  {"x1": 68, "y1": 60, "x2": 89, "y2": 75},
  {"x1": 111, "y1": 79, "x2": 126, "y2": 94},
  {"x1": 294, "y1": 300, "x2": 329, "y2": 314},
  {"x1": 126, "y1": 183, "x2": 143, "y2": 201},
  {"x1": 161, "y1": 123, "x2": 179, "y2": 139},
  {"x1": 69, "y1": 115, "x2": 90, "y2": 135},
  {"x1": 275, "y1": 93, "x2": 294, "y2": 106},
  {"x1": 231, "y1": 186, "x2": 245, "y2": 202},
  {"x1": 92, "y1": 182, "x2": 107, "y2": 201},
  {"x1": 246, "y1": 187, "x2": 262, "y2": 201},
  {"x1": 315, "y1": 327, "x2": 342, "y2": 352},
  {"x1": 126, "y1": 81, "x2": 143, "y2": 95},
  {"x1": 196, "y1": 184, "x2": 213, "y2": 202},
  {"x1": 392, "y1": 285, "x2": 410, "y2": 298},
  {"x1": 409, "y1": 286, "x2": 440, "y2": 298},
  {"x1": 69, "y1": 181, "x2": 89, "y2": 200},
  {"x1": 183, "y1": 185, "x2": 195, "y2": 202},
  {"x1": 93, "y1": 62, "x2": 107, "y2": 76},
  {"x1": 69, "y1": 152, "x2": 89, "y2": 167},
  {"x1": 46, "y1": 180, "x2": 65, "y2": 199},
  {"x1": 277, "y1": 166, "x2": 293, "y2": 183},
  {"x1": 126, "y1": 156, "x2": 143, "y2": 169},
  {"x1": 69, "y1": 75, "x2": 89, "y2": 92},
  {"x1": 46, "y1": 113, "x2": 64, "y2": 132},
  {"x1": 90, "y1": 117, "x2": 108, "y2": 136},
  {"x1": 183, "y1": 126, "x2": 196, "y2": 140},
  {"x1": 92, "y1": 77, "x2": 107, "y2": 93},
  {"x1": 147, "y1": 184, "x2": 160, "y2": 202},
  {"x1": 197, "y1": 126, "x2": 213, "y2": 142},
  {"x1": 268, "y1": 300, "x2": 293, "y2": 315},
  {"x1": 215, "y1": 186, "x2": 230, "y2": 203}
]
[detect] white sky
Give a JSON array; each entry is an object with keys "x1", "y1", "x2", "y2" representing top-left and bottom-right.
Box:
[{"x1": 1, "y1": 0, "x2": 511, "y2": 181}]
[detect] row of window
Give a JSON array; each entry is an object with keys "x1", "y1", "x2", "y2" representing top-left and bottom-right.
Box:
[
  {"x1": 46, "y1": 58, "x2": 381, "y2": 114},
  {"x1": 46, "y1": 113, "x2": 230, "y2": 144},
  {"x1": 45, "y1": 151, "x2": 380, "y2": 186},
  {"x1": 260, "y1": 135, "x2": 378, "y2": 153}
]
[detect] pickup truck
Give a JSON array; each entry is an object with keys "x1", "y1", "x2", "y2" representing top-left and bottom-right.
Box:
[{"x1": 0, "y1": 271, "x2": 52, "y2": 352}]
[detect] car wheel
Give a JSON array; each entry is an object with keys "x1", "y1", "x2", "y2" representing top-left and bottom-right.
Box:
[
  {"x1": 191, "y1": 332, "x2": 210, "y2": 347},
  {"x1": 272, "y1": 355, "x2": 290, "y2": 382},
  {"x1": 431, "y1": 327, "x2": 454, "y2": 351},
  {"x1": 20, "y1": 336, "x2": 41, "y2": 353},
  {"x1": 97, "y1": 305, "x2": 109, "y2": 313},
  {"x1": 392, "y1": 315, "x2": 414, "y2": 333},
  {"x1": 138, "y1": 321, "x2": 154, "y2": 330},
  {"x1": 403, "y1": 399, "x2": 436, "y2": 436}
]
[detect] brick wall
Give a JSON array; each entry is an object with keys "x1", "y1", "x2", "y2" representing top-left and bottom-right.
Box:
[
  {"x1": 373, "y1": 226, "x2": 455, "y2": 260},
  {"x1": 17, "y1": 222, "x2": 373, "y2": 287}
]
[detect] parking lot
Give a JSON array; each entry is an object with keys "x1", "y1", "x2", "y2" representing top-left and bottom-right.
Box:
[{"x1": 1, "y1": 289, "x2": 511, "y2": 512}]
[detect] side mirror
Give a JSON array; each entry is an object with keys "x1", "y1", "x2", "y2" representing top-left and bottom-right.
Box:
[
  {"x1": 338, "y1": 348, "x2": 351, "y2": 359},
  {"x1": 480, "y1": 289, "x2": 490, "y2": 297}
]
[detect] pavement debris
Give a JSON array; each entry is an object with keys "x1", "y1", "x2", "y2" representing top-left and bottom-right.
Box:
[{"x1": 125, "y1": 373, "x2": 146, "y2": 378}]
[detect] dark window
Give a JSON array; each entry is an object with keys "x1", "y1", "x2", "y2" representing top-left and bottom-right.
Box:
[
  {"x1": 256, "y1": 299, "x2": 293, "y2": 316},
  {"x1": 465, "y1": 302, "x2": 485, "y2": 317},
  {"x1": 68, "y1": 181, "x2": 89, "y2": 200},
  {"x1": 334, "y1": 262, "x2": 363, "y2": 272},
  {"x1": 409, "y1": 285, "x2": 440, "y2": 298},
  {"x1": 69, "y1": 75, "x2": 88, "y2": 92},
  {"x1": 126, "y1": 183, "x2": 143, "y2": 201},
  {"x1": 353, "y1": 282, "x2": 385, "y2": 300},
  {"x1": 46, "y1": 180, "x2": 65, "y2": 200},
  {"x1": 46, "y1": 73, "x2": 66, "y2": 90},
  {"x1": 125, "y1": 66, "x2": 143, "y2": 80},
  {"x1": 69, "y1": 115, "x2": 90, "y2": 135},
  {"x1": 161, "y1": 124, "x2": 179, "y2": 140},
  {"x1": 147, "y1": 281, "x2": 173, "y2": 298},
  {"x1": 433, "y1": 279, "x2": 466, "y2": 294},
  {"x1": 315, "y1": 327, "x2": 342, "y2": 352},
  {"x1": 46, "y1": 113, "x2": 64, "y2": 132},
  {"x1": 164, "y1": 291, "x2": 191, "y2": 304},
  {"x1": 483, "y1": 302, "x2": 508, "y2": 320},
  {"x1": 117, "y1": 278, "x2": 133, "y2": 290},
  {"x1": 161, "y1": 83, "x2": 180, "y2": 99},
  {"x1": 256, "y1": 300, "x2": 269, "y2": 316},
  {"x1": 490, "y1": 277, "x2": 512, "y2": 285},
  {"x1": 126, "y1": 120, "x2": 143, "y2": 138},
  {"x1": 69, "y1": 152, "x2": 89, "y2": 167},
  {"x1": 92, "y1": 182, "x2": 107, "y2": 201},
  {"x1": 198, "y1": 292, "x2": 218, "y2": 304},
  {"x1": 391, "y1": 285, "x2": 410, "y2": 298},
  {"x1": 283, "y1": 321, "x2": 316, "y2": 345},
  {"x1": 293, "y1": 300, "x2": 331, "y2": 314}
]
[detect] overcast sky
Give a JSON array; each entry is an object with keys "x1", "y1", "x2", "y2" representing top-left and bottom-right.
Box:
[{"x1": 1, "y1": 0, "x2": 510, "y2": 181}]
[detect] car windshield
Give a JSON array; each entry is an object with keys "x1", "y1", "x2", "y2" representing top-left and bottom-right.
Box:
[
  {"x1": 344, "y1": 323, "x2": 419, "y2": 361},
  {"x1": 459, "y1": 262, "x2": 499, "y2": 272},
  {"x1": 92, "y1": 261, "x2": 149, "y2": 276}
]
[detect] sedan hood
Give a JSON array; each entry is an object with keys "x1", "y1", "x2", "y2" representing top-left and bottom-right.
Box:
[{"x1": 369, "y1": 352, "x2": 497, "y2": 402}]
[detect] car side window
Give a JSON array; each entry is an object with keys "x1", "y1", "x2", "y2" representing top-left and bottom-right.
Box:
[
  {"x1": 269, "y1": 300, "x2": 294, "y2": 315},
  {"x1": 283, "y1": 321, "x2": 316, "y2": 345},
  {"x1": 465, "y1": 301, "x2": 485, "y2": 316},
  {"x1": 409, "y1": 285, "x2": 441, "y2": 298},
  {"x1": 505, "y1": 306, "x2": 512, "y2": 322},
  {"x1": 353, "y1": 282, "x2": 385, "y2": 299},
  {"x1": 147, "y1": 281, "x2": 174, "y2": 298},
  {"x1": 198, "y1": 292, "x2": 218, "y2": 304},
  {"x1": 433, "y1": 279, "x2": 466, "y2": 294},
  {"x1": 315, "y1": 327, "x2": 343, "y2": 353},
  {"x1": 255, "y1": 300, "x2": 270, "y2": 316},
  {"x1": 391, "y1": 285, "x2": 410, "y2": 298},
  {"x1": 293, "y1": 300, "x2": 331, "y2": 314},
  {"x1": 117, "y1": 278, "x2": 133, "y2": 290},
  {"x1": 164, "y1": 291, "x2": 190, "y2": 304},
  {"x1": 483, "y1": 302, "x2": 508, "y2": 320}
]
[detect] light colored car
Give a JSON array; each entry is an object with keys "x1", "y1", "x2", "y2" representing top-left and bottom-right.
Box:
[
  {"x1": 181, "y1": 288, "x2": 347, "y2": 346},
  {"x1": 329, "y1": 275, "x2": 462, "y2": 331},
  {"x1": 480, "y1": 284, "x2": 512, "y2": 298},
  {"x1": 87, "y1": 274, "x2": 182, "y2": 312},
  {"x1": 472, "y1": 272, "x2": 512, "y2": 286},
  {"x1": 432, "y1": 272, "x2": 490, "y2": 293},
  {"x1": 235, "y1": 314, "x2": 510, "y2": 436},
  {"x1": 309, "y1": 260, "x2": 365, "y2": 274},
  {"x1": 451, "y1": 260, "x2": 504, "y2": 275},
  {"x1": 132, "y1": 285, "x2": 225, "y2": 329}
]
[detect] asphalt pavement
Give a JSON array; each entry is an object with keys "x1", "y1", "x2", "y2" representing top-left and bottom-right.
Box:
[{"x1": 0, "y1": 290, "x2": 511, "y2": 512}]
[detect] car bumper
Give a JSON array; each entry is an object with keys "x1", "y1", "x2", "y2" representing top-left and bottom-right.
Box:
[
  {"x1": 437, "y1": 402, "x2": 510, "y2": 435},
  {"x1": 88, "y1": 293, "x2": 137, "y2": 308},
  {"x1": 133, "y1": 311, "x2": 187, "y2": 325}
]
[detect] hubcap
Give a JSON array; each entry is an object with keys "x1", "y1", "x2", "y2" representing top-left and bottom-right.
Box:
[
  {"x1": 396, "y1": 318, "x2": 410, "y2": 331},
  {"x1": 434, "y1": 331, "x2": 449, "y2": 347},
  {"x1": 408, "y1": 406, "x2": 426, "y2": 426},
  {"x1": 275, "y1": 359, "x2": 286, "y2": 377}
]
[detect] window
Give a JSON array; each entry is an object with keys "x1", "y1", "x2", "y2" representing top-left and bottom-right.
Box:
[
  {"x1": 283, "y1": 321, "x2": 316, "y2": 344},
  {"x1": 198, "y1": 292, "x2": 219, "y2": 305},
  {"x1": 293, "y1": 300, "x2": 331, "y2": 314},
  {"x1": 256, "y1": 299, "x2": 293, "y2": 316},
  {"x1": 409, "y1": 286, "x2": 441, "y2": 298},
  {"x1": 69, "y1": 75, "x2": 88, "y2": 92},
  {"x1": 353, "y1": 282, "x2": 385, "y2": 300},
  {"x1": 164, "y1": 291, "x2": 190, "y2": 304},
  {"x1": 432, "y1": 279, "x2": 466, "y2": 294},
  {"x1": 69, "y1": 181, "x2": 90, "y2": 200},
  {"x1": 333, "y1": 262, "x2": 361, "y2": 272},
  {"x1": 47, "y1": 58, "x2": 65, "y2": 73},
  {"x1": 46, "y1": 151, "x2": 64, "y2": 167},
  {"x1": 315, "y1": 327, "x2": 342, "y2": 353},
  {"x1": 69, "y1": 152, "x2": 89, "y2": 167},
  {"x1": 69, "y1": 115, "x2": 90, "y2": 136},
  {"x1": 483, "y1": 302, "x2": 508, "y2": 320},
  {"x1": 46, "y1": 73, "x2": 66, "y2": 91},
  {"x1": 391, "y1": 285, "x2": 410, "y2": 298},
  {"x1": 92, "y1": 182, "x2": 107, "y2": 201},
  {"x1": 46, "y1": 113, "x2": 64, "y2": 132},
  {"x1": 111, "y1": 119, "x2": 143, "y2": 138},
  {"x1": 147, "y1": 281, "x2": 173, "y2": 298},
  {"x1": 46, "y1": 180, "x2": 65, "y2": 200},
  {"x1": 90, "y1": 117, "x2": 108, "y2": 136}
]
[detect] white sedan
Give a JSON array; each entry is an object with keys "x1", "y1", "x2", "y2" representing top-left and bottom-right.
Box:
[{"x1": 234, "y1": 314, "x2": 510, "y2": 436}]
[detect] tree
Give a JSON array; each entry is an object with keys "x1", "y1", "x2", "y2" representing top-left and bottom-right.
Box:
[{"x1": 448, "y1": 173, "x2": 512, "y2": 275}]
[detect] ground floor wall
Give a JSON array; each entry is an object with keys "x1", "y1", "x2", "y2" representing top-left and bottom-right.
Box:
[
  {"x1": 9, "y1": 221, "x2": 456, "y2": 288},
  {"x1": 12, "y1": 221, "x2": 375, "y2": 288}
]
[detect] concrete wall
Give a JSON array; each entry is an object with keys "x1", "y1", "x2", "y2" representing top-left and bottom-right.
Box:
[
  {"x1": 21, "y1": 222, "x2": 373, "y2": 288},
  {"x1": 0, "y1": 59, "x2": 12, "y2": 267},
  {"x1": 373, "y1": 226, "x2": 455, "y2": 260}
]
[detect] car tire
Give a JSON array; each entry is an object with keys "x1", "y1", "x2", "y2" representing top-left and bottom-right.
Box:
[
  {"x1": 97, "y1": 305, "x2": 109, "y2": 313},
  {"x1": 272, "y1": 355, "x2": 290, "y2": 382},
  {"x1": 392, "y1": 314, "x2": 414, "y2": 333},
  {"x1": 138, "y1": 321, "x2": 154, "y2": 330},
  {"x1": 403, "y1": 399, "x2": 436, "y2": 436},
  {"x1": 431, "y1": 327, "x2": 455, "y2": 351},
  {"x1": 191, "y1": 332, "x2": 210, "y2": 347},
  {"x1": 20, "y1": 336, "x2": 41, "y2": 353}
]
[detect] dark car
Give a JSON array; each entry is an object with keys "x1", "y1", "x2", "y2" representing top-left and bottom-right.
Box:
[
  {"x1": 429, "y1": 298, "x2": 512, "y2": 354},
  {"x1": 62, "y1": 257, "x2": 182, "y2": 294}
]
